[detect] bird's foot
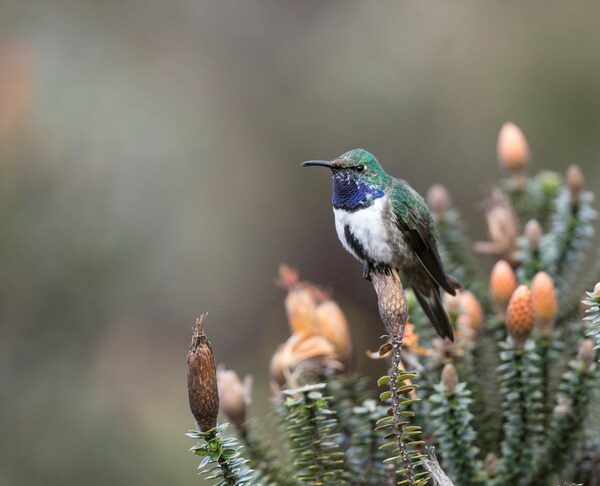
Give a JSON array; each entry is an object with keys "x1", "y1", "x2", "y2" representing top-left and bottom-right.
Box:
[{"x1": 362, "y1": 262, "x2": 372, "y2": 281}]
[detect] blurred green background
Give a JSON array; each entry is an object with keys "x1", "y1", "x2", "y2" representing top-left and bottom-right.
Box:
[{"x1": 2, "y1": 1, "x2": 600, "y2": 484}]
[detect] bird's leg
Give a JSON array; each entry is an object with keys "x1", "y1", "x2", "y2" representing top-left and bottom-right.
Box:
[{"x1": 362, "y1": 262, "x2": 373, "y2": 281}]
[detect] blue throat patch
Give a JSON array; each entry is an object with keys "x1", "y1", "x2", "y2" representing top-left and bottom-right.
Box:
[{"x1": 332, "y1": 173, "x2": 384, "y2": 211}]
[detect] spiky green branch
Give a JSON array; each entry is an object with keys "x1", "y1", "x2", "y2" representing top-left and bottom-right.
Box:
[{"x1": 188, "y1": 423, "x2": 253, "y2": 486}]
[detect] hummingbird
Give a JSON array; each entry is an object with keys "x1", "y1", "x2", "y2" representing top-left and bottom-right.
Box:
[{"x1": 302, "y1": 148, "x2": 458, "y2": 341}]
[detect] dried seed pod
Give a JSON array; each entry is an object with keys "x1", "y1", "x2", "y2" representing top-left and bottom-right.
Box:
[
  {"x1": 497, "y1": 122, "x2": 530, "y2": 175},
  {"x1": 505, "y1": 285, "x2": 534, "y2": 348},
  {"x1": 217, "y1": 366, "x2": 252, "y2": 430},
  {"x1": 314, "y1": 301, "x2": 353, "y2": 372},
  {"x1": 490, "y1": 260, "x2": 518, "y2": 313},
  {"x1": 578, "y1": 339, "x2": 595, "y2": 371},
  {"x1": 524, "y1": 219, "x2": 542, "y2": 249},
  {"x1": 371, "y1": 267, "x2": 408, "y2": 337},
  {"x1": 426, "y1": 183, "x2": 452, "y2": 218},
  {"x1": 531, "y1": 271, "x2": 557, "y2": 335},
  {"x1": 187, "y1": 314, "x2": 219, "y2": 432},
  {"x1": 566, "y1": 164, "x2": 584, "y2": 203},
  {"x1": 441, "y1": 363, "x2": 458, "y2": 392}
]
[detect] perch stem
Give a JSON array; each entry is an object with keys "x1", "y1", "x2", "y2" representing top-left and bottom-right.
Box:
[{"x1": 371, "y1": 267, "x2": 415, "y2": 484}]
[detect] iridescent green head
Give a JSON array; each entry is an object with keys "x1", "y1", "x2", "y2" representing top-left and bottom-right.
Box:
[
  {"x1": 302, "y1": 149, "x2": 388, "y2": 210},
  {"x1": 302, "y1": 148, "x2": 386, "y2": 184}
]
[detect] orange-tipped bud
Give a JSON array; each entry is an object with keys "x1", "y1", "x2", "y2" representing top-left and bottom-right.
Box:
[
  {"x1": 497, "y1": 122, "x2": 530, "y2": 174},
  {"x1": 426, "y1": 184, "x2": 452, "y2": 218},
  {"x1": 567, "y1": 164, "x2": 584, "y2": 202},
  {"x1": 187, "y1": 315, "x2": 219, "y2": 432},
  {"x1": 314, "y1": 301, "x2": 353, "y2": 372},
  {"x1": 217, "y1": 366, "x2": 252, "y2": 430},
  {"x1": 579, "y1": 339, "x2": 595, "y2": 371},
  {"x1": 525, "y1": 220, "x2": 542, "y2": 249},
  {"x1": 506, "y1": 285, "x2": 534, "y2": 347},
  {"x1": 594, "y1": 282, "x2": 600, "y2": 297},
  {"x1": 490, "y1": 260, "x2": 518, "y2": 312},
  {"x1": 531, "y1": 272, "x2": 557, "y2": 334},
  {"x1": 456, "y1": 291, "x2": 484, "y2": 341},
  {"x1": 441, "y1": 363, "x2": 458, "y2": 391}
]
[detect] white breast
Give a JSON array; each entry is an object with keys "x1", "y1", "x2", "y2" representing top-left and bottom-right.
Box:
[{"x1": 333, "y1": 197, "x2": 395, "y2": 265}]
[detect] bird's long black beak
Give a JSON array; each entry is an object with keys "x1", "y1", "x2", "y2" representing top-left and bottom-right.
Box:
[{"x1": 301, "y1": 160, "x2": 337, "y2": 169}]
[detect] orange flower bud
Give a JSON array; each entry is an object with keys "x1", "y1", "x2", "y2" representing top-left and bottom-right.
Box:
[
  {"x1": 566, "y1": 164, "x2": 584, "y2": 202},
  {"x1": 506, "y1": 285, "x2": 534, "y2": 348},
  {"x1": 456, "y1": 291, "x2": 484, "y2": 341},
  {"x1": 187, "y1": 315, "x2": 219, "y2": 432},
  {"x1": 314, "y1": 301, "x2": 353, "y2": 372},
  {"x1": 531, "y1": 272, "x2": 557, "y2": 334},
  {"x1": 594, "y1": 282, "x2": 600, "y2": 297},
  {"x1": 426, "y1": 184, "x2": 452, "y2": 218},
  {"x1": 441, "y1": 363, "x2": 458, "y2": 391},
  {"x1": 497, "y1": 122, "x2": 530, "y2": 174},
  {"x1": 490, "y1": 260, "x2": 518, "y2": 312}
]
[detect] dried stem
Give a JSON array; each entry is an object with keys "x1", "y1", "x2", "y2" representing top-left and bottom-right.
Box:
[
  {"x1": 421, "y1": 446, "x2": 455, "y2": 486},
  {"x1": 371, "y1": 267, "x2": 414, "y2": 483}
]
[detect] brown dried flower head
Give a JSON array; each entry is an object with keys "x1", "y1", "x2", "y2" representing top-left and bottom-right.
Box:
[
  {"x1": 456, "y1": 291, "x2": 484, "y2": 341},
  {"x1": 217, "y1": 366, "x2": 253, "y2": 430},
  {"x1": 506, "y1": 285, "x2": 534, "y2": 348},
  {"x1": 441, "y1": 363, "x2": 459, "y2": 392},
  {"x1": 578, "y1": 339, "x2": 595, "y2": 372},
  {"x1": 566, "y1": 164, "x2": 584, "y2": 202},
  {"x1": 426, "y1": 184, "x2": 452, "y2": 218},
  {"x1": 269, "y1": 332, "x2": 341, "y2": 392},
  {"x1": 284, "y1": 289, "x2": 318, "y2": 335},
  {"x1": 525, "y1": 219, "x2": 542, "y2": 249},
  {"x1": 314, "y1": 301, "x2": 353, "y2": 372},
  {"x1": 490, "y1": 260, "x2": 518, "y2": 312},
  {"x1": 278, "y1": 264, "x2": 330, "y2": 335},
  {"x1": 497, "y1": 122, "x2": 530, "y2": 174},
  {"x1": 531, "y1": 271, "x2": 558, "y2": 334},
  {"x1": 187, "y1": 314, "x2": 219, "y2": 432}
]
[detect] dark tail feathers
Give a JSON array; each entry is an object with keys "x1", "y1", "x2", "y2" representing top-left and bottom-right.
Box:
[{"x1": 411, "y1": 282, "x2": 454, "y2": 341}]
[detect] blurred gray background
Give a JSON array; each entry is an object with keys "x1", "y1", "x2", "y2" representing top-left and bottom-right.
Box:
[{"x1": 2, "y1": 1, "x2": 600, "y2": 484}]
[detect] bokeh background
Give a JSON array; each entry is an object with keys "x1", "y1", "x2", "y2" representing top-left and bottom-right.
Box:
[{"x1": 2, "y1": 1, "x2": 600, "y2": 484}]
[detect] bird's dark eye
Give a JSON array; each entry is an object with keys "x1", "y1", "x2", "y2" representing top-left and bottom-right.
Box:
[{"x1": 355, "y1": 164, "x2": 365, "y2": 173}]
